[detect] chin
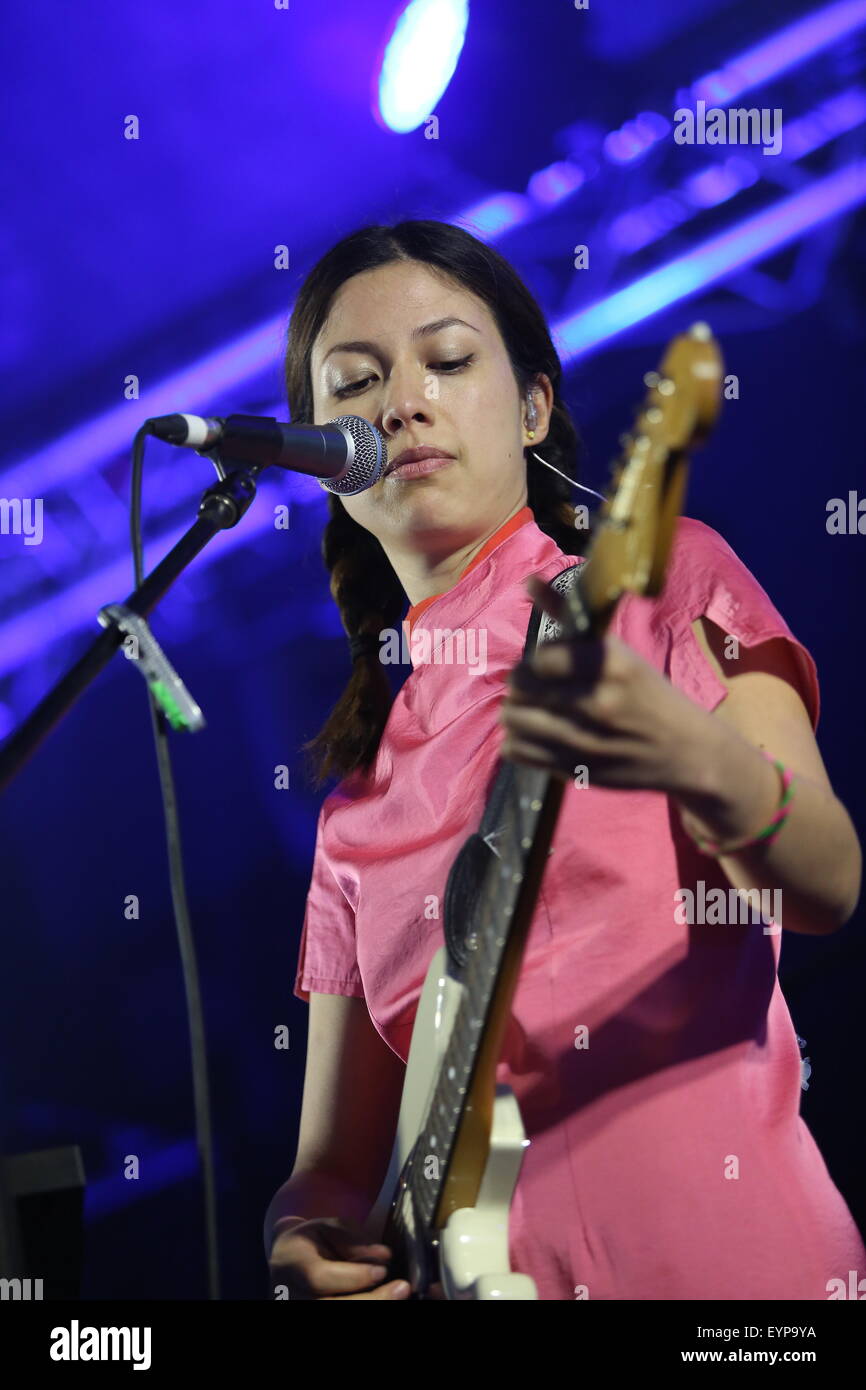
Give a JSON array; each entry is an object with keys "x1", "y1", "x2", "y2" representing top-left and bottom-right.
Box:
[{"x1": 393, "y1": 490, "x2": 467, "y2": 532}]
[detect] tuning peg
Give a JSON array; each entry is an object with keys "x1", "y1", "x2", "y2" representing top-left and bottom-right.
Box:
[
  {"x1": 656, "y1": 377, "x2": 675, "y2": 395},
  {"x1": 689, "y1": 321, "x2": 711, "y2": 340},
  {"x1": 643, "y1": 370, "x2": 660, "y2": 389}
]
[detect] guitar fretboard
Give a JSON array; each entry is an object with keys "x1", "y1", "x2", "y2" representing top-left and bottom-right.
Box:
[
  {"x1": 410, "y1": 759, "x2": 553, "y2": 1226},
  {"x1": 409, "y1": 558, "x2": 591, "y2": 1228}
]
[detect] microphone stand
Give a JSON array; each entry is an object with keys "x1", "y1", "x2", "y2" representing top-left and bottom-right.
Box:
[
  {"x1": 0, "y1": 457, "x2": 266, "y2": 1300},
  {"x1": 0, "y1": 461, "x2": 261, "y2": 790}
]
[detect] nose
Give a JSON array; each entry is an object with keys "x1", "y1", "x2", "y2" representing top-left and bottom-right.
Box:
[{"x1": 380, "y1": 365, "x2": 436, "y2": 441}]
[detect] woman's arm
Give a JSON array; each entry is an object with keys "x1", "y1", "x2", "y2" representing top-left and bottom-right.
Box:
[
  {"x1": 264, "y1": 992, "x2": 405, "y2": 1255},
  {"x1": 499, "y1": 579, "x2": 862, "y2": 938},
  {"x1": 669, "y1": 617, "x2": 861, "y2": 935}
]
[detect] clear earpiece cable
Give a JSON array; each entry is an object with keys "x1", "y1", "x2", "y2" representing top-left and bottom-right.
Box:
[{"x1": 530, "y1": 450, "x2": 607, "y2": 503}]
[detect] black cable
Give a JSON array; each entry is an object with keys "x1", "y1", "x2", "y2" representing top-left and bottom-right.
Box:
[{"x1": 131, "y1": 426, "x2": 221, "y2": 1300}]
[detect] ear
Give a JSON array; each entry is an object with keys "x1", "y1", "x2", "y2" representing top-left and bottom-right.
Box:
[{"x1": 526, "y1": 373, "x2": 555, "y2": 446}]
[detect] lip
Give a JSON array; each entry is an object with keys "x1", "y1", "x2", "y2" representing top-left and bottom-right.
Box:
[
  {"x1": 385, "y1": 445, "x2": 455, "y2": 478},
  {"x1": 386, "y1": 455, "x2": 455, "y2": 481}
]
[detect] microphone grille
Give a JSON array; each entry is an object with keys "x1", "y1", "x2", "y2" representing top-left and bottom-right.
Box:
[{"x1": 318, "y1": 415, "x2": 388, "y2": 495}]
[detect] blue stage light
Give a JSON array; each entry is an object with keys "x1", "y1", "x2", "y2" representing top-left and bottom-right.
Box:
[
  {"x1": 691, "y1": 0, "x2": 866, "y2": 104},
  {"x1": 604, "y1": 113, "x2": 671, "y2": 165},
  {"x1": 609, "y1": 87, "x2": 866, "y2": 254},
  {"x1": 376, "y1": 0, "x2": 469, "y2": 134},
  {"x1": 527, "y1": 161, "x2": 586, "y2": 206},
  {"x1": 556, "y1": 161, "x2": 866, "y2": 362},
  {"x1": 458, "y1": 192, "x2": 533, "y2": 237}
]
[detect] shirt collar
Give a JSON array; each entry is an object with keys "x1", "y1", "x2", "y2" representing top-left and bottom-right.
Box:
[{"x1": 404, "y1": 506, "x2": 533, "y2": 637}]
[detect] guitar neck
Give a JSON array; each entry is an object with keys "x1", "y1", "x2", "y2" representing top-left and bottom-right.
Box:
[{"x1": 409, "y1": 565, "x2": 616, "y2": 1233}]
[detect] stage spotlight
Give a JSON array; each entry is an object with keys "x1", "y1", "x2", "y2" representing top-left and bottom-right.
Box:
[{"x1": 375, "y1": 0, "x2": 469, "y2": 134}]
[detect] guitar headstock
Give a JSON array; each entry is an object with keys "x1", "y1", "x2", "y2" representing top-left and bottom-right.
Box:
[{"x1": 575, "y1": 322, "x2": 723, "y2": 628}]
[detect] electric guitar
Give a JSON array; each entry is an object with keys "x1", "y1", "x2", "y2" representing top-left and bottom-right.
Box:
[{"x1": 364, "y1": 323, "x2": 724, "y2": 1298}]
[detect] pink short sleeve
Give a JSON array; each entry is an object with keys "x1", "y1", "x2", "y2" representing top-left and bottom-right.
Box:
[
  {"x1": 621, "y1": 516, "x2": 820, "y2": 731},
  {"x1": 293, "y1": 798, "x2": 365, "y2": 1003}
]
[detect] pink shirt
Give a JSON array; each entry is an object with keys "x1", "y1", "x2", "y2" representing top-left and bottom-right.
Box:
[{"x1": 294, "y1": 510, "x2": 865, "y2": 1300}]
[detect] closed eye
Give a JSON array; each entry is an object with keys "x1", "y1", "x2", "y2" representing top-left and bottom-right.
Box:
[{"x1": 333, "y1": 354, "x2": 474, "y2": 398}]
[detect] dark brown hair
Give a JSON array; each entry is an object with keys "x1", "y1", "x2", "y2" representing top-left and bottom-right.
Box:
[{"x1": 284, "y1": 219, "x2": 589, "y2": 788}]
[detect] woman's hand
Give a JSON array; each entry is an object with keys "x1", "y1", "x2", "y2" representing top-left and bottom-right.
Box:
[
  {"x1": 498, "y1": 573, "x2": 709, "y2": 794},
  {"x1": 268, "y1": 1217, "x2": 411, "y2": 1300}
]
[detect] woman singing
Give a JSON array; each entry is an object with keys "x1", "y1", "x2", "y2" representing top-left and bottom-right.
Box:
[{"x1": 264, "y1": 219, "x2": 864, "y2": 1300}]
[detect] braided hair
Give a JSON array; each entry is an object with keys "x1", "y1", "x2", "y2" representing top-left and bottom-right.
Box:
[{"x1": 283, "y1": 220, "x2": 590, "y2": 788}]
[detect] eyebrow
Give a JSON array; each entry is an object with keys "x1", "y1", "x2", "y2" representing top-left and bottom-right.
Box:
[{"x1": 322, "y1": 316, "x2": 480, "y2": 362}]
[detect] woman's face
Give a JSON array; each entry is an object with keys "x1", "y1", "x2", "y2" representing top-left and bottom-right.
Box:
[{"x1": 309, "y1": 260, "x2": 549, "y2": 556}]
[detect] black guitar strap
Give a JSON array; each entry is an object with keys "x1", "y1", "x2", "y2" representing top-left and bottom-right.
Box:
[{"x1": 443, "y1": 558, "x2": 587, "y2": 969}]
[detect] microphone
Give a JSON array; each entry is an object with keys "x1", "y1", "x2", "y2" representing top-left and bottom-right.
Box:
[{"x1": 146, "y1": 412, "x2": 388, "y2": 496}]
